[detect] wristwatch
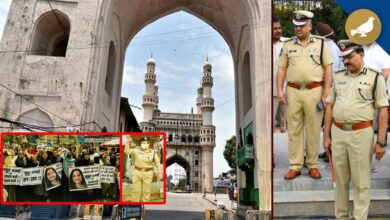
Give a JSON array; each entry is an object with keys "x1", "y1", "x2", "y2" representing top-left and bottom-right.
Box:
[{"x1": 376, "y1": 141, "x2": 386, "y2": 148}]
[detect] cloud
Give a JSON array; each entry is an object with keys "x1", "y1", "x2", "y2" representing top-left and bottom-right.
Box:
[
  {"x1": 207, "y1": 48, "x2": 234, "y2": 82},
  {"x1": 122, "y1": 64, "x2": 146, "y2": 86},
  {"x1": 159, "y1": 60, "x2": 197, "y2": 73}
]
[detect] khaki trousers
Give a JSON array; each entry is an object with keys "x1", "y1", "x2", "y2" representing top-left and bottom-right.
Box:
[
  {"x1": 131, "y1": 169, "x2": 154, "y2": 202},
  {"x1": 286, "y1": 86, "x2": 323, "y2": 170},
  {"x1": 331, "y1": 126, "x2": 373, "y2": 220}
]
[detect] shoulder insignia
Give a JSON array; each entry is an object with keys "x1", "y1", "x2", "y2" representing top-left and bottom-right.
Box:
[
  {"x1": 283, "y1": 37, "x2": 295, "y2": 43},
  {"x1": 335, "y1": 68, "x2": 347, "y2": 74},
  {"x1": 313, "y1": 35, "x2": 325, "y2": 39},
  {"x1": 279, "y1": 37, "x2": 289, "y2": 42},
  {"x1": 366, "y1": 67, "x2": 382, "y2": 75}
]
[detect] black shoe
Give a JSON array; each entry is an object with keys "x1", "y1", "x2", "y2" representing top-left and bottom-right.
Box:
[{"x1": 319, "y1": 152, "x2": 327, "y2": 159}]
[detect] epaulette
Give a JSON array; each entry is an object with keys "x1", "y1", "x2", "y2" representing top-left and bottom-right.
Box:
[
  {"x1": 279, "y1": 37, "x2": 289, "y2": 43},
  {"x1": 283, "y1": 37, "x2": 295, "y2": 42},
  {"x1": 313, "y1": 35, "x2": 325, "y2": 40},
  {"x1": 366, "y1": 67, "x2": 382, "y2": 75},
  {"x1": 335, "y1": 68, "x2": 347, "y2": 74}
]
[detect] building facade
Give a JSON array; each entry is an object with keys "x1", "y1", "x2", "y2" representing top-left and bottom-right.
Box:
[{"x1": 139, "y1": 58, "x2": 216, "y2": 193}]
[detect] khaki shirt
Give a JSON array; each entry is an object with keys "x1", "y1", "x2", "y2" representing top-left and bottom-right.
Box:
[
  {"x1": 326, "y1": 67, "x2": 388, "y2": 123},
  {"x1": 125, "y1": 148, "x2": 160, "y2": 169},
  {"x1": 278, "y1": 35, "x2": 333, "y2": 83}
]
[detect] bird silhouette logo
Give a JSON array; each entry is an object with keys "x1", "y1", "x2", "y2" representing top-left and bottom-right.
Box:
[
  {"x1": 345, "y1": 9, "x2": 381, "y2": 46},
  {"x1": 350, "y1": 17, "x2": 375, "y2": 37}
]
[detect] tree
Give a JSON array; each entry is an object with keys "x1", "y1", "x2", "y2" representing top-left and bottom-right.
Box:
[
  {"x1": 223, "y1": 136, "x2": 237, "y2": 169},
  {"x1": 274, "y1": 1, "x2": 347, "y2": 42},
  {"x1": 177, "y1": 178, "x2": 187, "y2": 190}
]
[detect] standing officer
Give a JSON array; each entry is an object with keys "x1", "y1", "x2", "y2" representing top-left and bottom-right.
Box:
[
  {"x1": 323, "y1": 40, "x2": 388, "y2": 219},
  {"x1": 273, "y1": 16, "x2": 288, "y2": 133},
  {"x1": 277, "y1": 10, "x2": 333, "y2": 180},
  {"x1": 124, "y1": 135, "x2": 162, "y2": 202}
]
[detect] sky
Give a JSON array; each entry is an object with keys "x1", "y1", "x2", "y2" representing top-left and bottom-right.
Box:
[
  {"x1": 122, "y1": 12, "x2": 235, "y2": 178},
  {"x1": 0, "y1": 1, "x2": 234, "y2": 178}
]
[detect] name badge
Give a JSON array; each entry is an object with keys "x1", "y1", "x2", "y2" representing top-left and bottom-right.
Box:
[
  {"x1": 308, "y1": 48, "x2": 318, "y2": 54},
  {"x1": 359, "y1": 81, "x2": 371, "y2": 86}
]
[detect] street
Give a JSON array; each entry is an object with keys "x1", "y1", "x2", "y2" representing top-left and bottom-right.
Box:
[{"x1": 144, "y1": 192, "x2": 235, "y2": 220}]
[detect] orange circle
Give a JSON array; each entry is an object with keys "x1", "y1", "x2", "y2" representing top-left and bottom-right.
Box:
[{"x1": 345, "y1": 9, "x2": 381, "y2": 46}]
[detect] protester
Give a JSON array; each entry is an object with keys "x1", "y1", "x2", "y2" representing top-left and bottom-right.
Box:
[{"x1": 15, "y1": 149, "x2": 34, "y2": 201}]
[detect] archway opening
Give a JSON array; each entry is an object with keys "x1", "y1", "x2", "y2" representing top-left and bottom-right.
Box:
[
  {"x1": 29, "y1": 10, "x2": 70, "y2": 57},
  {"x1": 120, "y1": 11, "x2": 236, "y2": 190},
  {"x1": 15, "y1": 108, "x2": 54, "y2": 131},
  {"x1": 167, "y1": 154, "x2": 191, "y2": 192}
]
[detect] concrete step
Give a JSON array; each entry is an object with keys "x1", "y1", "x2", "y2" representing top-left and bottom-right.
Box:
[
  {"x1": 274, "y1": 189, "x2": 390, "y2": 217},
  {"x1": 274, "y1": 175, "x2": 390, "y2": 191},
  {"x1": 273, "y1": 132, "x2": 390, "y2": 218}
]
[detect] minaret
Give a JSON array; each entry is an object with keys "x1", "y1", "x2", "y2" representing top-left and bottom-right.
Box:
[
  {"x1": 154, "y1": 83, "x2": 159, "y2": 109},
  {"x1": 142, "y1": 57, "x2": 157, "y2": 122},
  {"x1": 199, "y1": 59, "x2": 215, "y2": 193},
  {"x1": 196, "y1": 84, "x2": 203, "y2": 114}
]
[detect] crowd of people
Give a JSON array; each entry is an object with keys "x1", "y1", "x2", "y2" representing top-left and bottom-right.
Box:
[{"x1": 3, "y1": 140, "x2": 120, "y2": 202}]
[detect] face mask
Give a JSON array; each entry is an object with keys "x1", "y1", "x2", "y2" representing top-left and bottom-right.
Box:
[{"x1": 141, "y1": 143, "x2": 149, "y2": 150}]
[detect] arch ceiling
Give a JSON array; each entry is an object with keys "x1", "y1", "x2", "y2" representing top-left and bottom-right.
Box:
[
  {"x1": 167, "y1": 154, "x2": 190, "y2": 172},
  {"x1": 111, "y1": 0, "x2": 251, "y2": 56}
]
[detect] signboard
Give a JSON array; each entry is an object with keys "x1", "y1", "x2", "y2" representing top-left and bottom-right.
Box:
[
  {"x1": 69, "y1": 165, "x2": 101, "y2": 191},
  {"x1": 20, "y1": 167, "x2": 44, "y2": 186},
  {"x1": 3, "y1": 167, "x2": 22, "y2": 185},
  {"x1": 44, "y1": 163, "x2": 62, "y2": 191},
  {"x1": 120, "y1": 206, "x2": 143, "y2": 219},
  {"x1": 100, "y1": 166, "x2": 116, "y2": 184}
]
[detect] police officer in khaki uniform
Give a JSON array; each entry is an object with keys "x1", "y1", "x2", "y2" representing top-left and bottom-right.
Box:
[
  {"x1": 124, "y1": 135, "x2": 162, "y2": 202},
  {"x1": 323, "y1": 40, "x2": 388, "y2": 219},
  {"x1": 277, "y1": 10, "x2": 333, "y2": 180}
]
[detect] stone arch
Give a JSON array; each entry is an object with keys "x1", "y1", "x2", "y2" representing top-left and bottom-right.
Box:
[
  {"x1": 77, "y1": 0, "x2": 269, "y2": 212},
  {"x1": 16, "y1": 108, "x2": 54, "y2": 131},
  {"x1": 29, "y1": 9, "x2": 70, "y2": 57},
  {"x1": 167, "y1": 154, "x2": 191, "y2": 184}
]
